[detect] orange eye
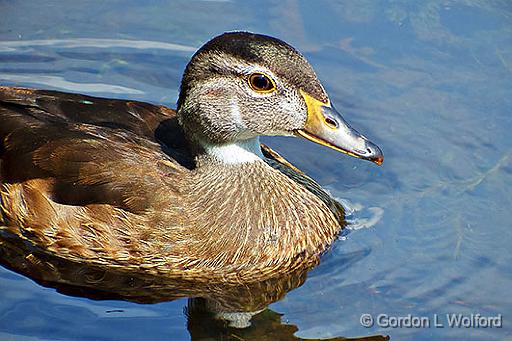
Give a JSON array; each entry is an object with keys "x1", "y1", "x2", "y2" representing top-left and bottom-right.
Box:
[{"x1": 248, "y1": 73, "x2": 276, "y2": 93}]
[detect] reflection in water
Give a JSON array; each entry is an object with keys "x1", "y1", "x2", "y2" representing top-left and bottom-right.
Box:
[
  {"x1": 188, "y1": 301, "x2": 389, "y2": 341},
  {"x1": 0, "y1": 231, "x2": 387, "y2": 340}
]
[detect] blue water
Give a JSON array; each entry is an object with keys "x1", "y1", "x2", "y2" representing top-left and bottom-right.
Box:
[{"x1": 1, "y1": 1, "x2": 511, "y2": 340}]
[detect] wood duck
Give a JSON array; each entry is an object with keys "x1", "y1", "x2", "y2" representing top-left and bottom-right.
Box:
[{"x1": 0, "y1": 32, "x2": 383, "y2": 283}]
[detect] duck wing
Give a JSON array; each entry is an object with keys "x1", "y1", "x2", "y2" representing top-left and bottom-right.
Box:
[
  {"x1": 0, "y1": 86, "x2": 190, "y2": 209},
  {"x1": 0, "y1": 86, "x2": 170, "y2": 139},
  {"x1": 0, "y1": 87, "x2": 190, "y2": 259}
]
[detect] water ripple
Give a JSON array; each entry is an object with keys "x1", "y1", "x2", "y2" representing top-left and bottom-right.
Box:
[
  {"x1": 0, "y1": 74, "x2": 144, "y2": 94},
  {"x1": 0, "y1": 38, "x2": 197, "y2": 53},
  {"x1": 337, "y1": 198, "x2": 384, "y2": 231}
]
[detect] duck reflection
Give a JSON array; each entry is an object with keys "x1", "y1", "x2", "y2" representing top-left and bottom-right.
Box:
[{"x1": 0, "y1": 231, "x2": 387, "y2": 341}]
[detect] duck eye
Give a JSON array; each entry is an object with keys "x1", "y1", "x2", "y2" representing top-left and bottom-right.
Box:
[{"x1": 248, "y1": 73, "x2": 275, "y2": 93}]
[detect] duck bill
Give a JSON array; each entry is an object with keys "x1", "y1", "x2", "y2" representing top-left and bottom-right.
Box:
[{"x1": 295, "y1": 91, "x2": 384, "y2": 165}]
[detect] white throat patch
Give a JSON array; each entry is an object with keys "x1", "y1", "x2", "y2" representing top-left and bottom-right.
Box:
[{"x1": 203, "y1": 137, "x2": 264, "y2": 164}]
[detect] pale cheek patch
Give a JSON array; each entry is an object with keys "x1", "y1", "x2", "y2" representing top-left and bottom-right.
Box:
[{"x1": 229, "y1": 96, "x2": 246, "y2": 131}]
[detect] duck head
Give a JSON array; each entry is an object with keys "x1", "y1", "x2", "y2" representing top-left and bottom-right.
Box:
[{"x1": 177, "y1": 32, "x2": 383, "y2": 165}]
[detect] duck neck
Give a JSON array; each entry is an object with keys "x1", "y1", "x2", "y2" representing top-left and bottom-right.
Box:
[{"x1": 195, "y1": 137, "x2": 265, "y2": 166}]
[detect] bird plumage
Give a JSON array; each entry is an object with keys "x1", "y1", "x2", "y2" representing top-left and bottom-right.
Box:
[{"x1": 0, "y1": 32, "x2": 382, "y2": 284}]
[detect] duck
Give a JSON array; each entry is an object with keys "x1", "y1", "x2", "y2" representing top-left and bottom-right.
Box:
[{"x1": 0, "y1": 32, "x2": 383, "y2": 283}]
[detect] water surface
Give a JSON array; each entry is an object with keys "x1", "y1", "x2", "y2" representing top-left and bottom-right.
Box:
[{"x1": 1, "y1": 1, "x2": 511, "y2": 340}]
